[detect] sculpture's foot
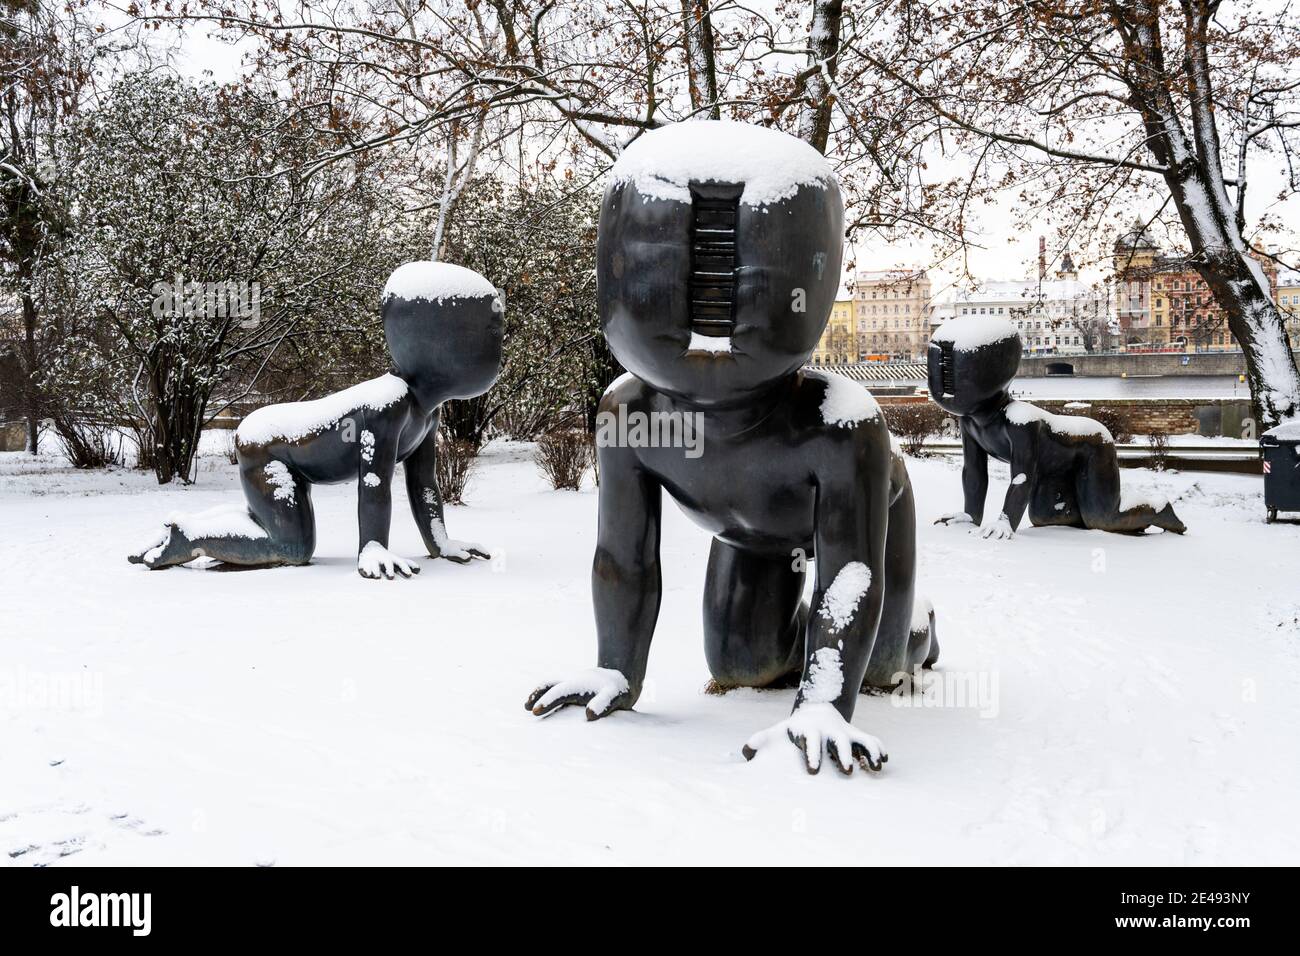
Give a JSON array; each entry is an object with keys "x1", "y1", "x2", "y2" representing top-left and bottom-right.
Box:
[
  {"x1": 434, "y1": 538, "x2": 491, "y2": 563},
  {"x1": 525, "y1": 668, "x2": 632, "y2": 720},
  {"x1": 742, "y1": 702, "x2": 887, "y2": 775},
  {"x1": 127, "y1": 524, "x2": 196, "y2": 570},
  {"x1": 1156, "y1": 504, "x2": 1187, "y2": 535}
]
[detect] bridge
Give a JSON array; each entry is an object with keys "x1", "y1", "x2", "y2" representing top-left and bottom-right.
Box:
[{"x1": 1017, "y1": 349, "x2": 1300, "y2": 378}]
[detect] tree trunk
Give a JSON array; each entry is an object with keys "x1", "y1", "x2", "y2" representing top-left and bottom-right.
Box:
[
  {"x1": 797, "y1": 0, "x2": 844, "y2": 154},
  {"x1": 20, "y1": 284, "x2": 40, "y2": 454},
  {"x1": 1111, "y1": 0, "x2": 1300, "y2": 427},
  {"x1": 680, "y1": 0, "x2": 720, "y2": 119}
]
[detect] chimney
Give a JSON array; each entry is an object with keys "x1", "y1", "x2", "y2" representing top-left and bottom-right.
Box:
[{"x1": 1038, "y1": 236, "x2": 1046, "y2": 281}]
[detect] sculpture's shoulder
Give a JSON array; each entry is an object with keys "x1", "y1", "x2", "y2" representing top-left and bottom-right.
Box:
[
  {"x1": 598, "y1": 371, "x2": 653, "y2": 414},
  {"x1": 1005, "y1": 399, "x2": 1112, "y2": 444},
  {"x1": 797, "y1": 369, "x2": 888, "y2": 442}
]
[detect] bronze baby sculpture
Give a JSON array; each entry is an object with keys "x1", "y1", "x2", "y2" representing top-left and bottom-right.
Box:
[
  {"x1": 129, "y1": 261, "x2": 502, "y2": 578},
  {"x1": 526, "y1": 121, "x2": 937, "y2": 775}
]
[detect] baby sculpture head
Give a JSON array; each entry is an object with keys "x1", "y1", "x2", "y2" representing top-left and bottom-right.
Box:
[
  {"x1": 381, "y1": 261, "x2": 504, "y2": 401},
  {"x1": 928, "y1": 315, "x2": 1022, "y2": 417},
  {"x1": 597, "y1": 121, "x2": 844, "y2": 408}
]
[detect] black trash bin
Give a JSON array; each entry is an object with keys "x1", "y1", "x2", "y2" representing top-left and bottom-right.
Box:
[{"x1": 1261, "y1": 423, "x2": 1300, "y2": 522}]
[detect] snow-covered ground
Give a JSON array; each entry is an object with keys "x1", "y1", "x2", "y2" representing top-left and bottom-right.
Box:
[{"x1": 2, "y1": 440, "x2": 1298, "y2": 865}]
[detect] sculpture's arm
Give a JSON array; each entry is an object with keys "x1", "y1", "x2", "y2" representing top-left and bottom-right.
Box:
[
  {"x1": 355, "y1": 407, "x2": 418, "y2": 579},
  {"x1": 991, "y1": 425, "x2": 1038, "y2": 535},
  {"x1": 742, "y1": 428, "x2": 890, "y2": 775},
  {"x1": 403, "y1": 413, "x2": 489, "y2": 562},
  {"x1": 960, "y1": 422, "x2": 990, "y2": 524},
  {"x1": 526, "y1": 437, "x2": 662, "y2": 720}
]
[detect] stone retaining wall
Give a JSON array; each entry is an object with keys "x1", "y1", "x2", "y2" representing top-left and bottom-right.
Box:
[{"x1": 875, "y1": 395, "x2": 1256, "y2": 438}]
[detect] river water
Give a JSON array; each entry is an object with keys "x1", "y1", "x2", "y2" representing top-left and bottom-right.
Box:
[{"x1": 874, "y1": 374, "x2": 1251, "y2": 399}]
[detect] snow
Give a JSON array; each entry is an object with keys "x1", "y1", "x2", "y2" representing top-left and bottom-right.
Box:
[
  {"x1": 1264, "y1": 419, "x2": 1300, "y2": 441},
  {"x1": 800, "y1": 647, "x2": 845, "y2": 704},
  {"x1": 609, "y1": 120, "x2": 836, "y2": 207},
  {"x1": 381, "y1": 261, "x2": 497, "y2": 304},
  {"x1": 687, "y1": 332, "x2": 732, "y2": 354},
  {"x1": 910, "y1": 596, "x2": 934, "y2": 634},
  {"x1": 817, "y1": 562, "x2": 872, "y2": 632},
  {"x1": 166, "y1": 503, "x2": 268, "y2": 541},
  {"x1": 362, "y1": 472, "x2": 380, "y2": 488},
  {"x1": 236, "y1": 374, "x2": 409, "y2": 446},
  {"x1": 360, "y1": 431, "x2": 375, "y2": 464},
  {"x1": 3, "y1": 442, "x2": 1300, "y2": 864},
  {"x1": 1006, "y1": 401, "x2": 1113, "y2": 441},
  {"x1": 810, "y1": 370, "x2": 880, "y2": 427},
  {"x1": 1119, "y1": 488, "x2": 1169, "y2": 513},
  {"x1": 264, "y1": 462, "x2": 295, "y2": 505},
  {"x1": 932, "y1": 315, "x2": 1020, "y2": 352},
  {"x1": 1011, "y1": 473, "x2": 1027, "y2": 486}
]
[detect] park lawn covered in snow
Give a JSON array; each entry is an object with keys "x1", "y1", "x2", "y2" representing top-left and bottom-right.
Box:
[{"x1": 2, "y1": 440, "x2": 1298, "y2": 866}]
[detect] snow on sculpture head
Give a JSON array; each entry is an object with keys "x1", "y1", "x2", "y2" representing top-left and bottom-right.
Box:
[
  {"x1": 597, "y1": 120, "x2": 844, "y2": 408},
  {"x1": 927, "y1": 315, "x2": 1022, "y2": 416},
  {"x1": 381, "y1": 261, "x2": 503, "y2": 400}
]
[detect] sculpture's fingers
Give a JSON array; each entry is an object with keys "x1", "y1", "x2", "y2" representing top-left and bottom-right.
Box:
[
  {"x1": 851, "y1": 734, "x2": 886, "y2": 772},
  {"x1": 533, "y1": 693, "x2": 592, "y2": 717},
  {"x1": 789, "y1": 729, "x2": 821, "y2": 775},
  {"x1": 467, "y1": 547, "x2": 491, "y2": 560},
  {"x1": 827, "y1": 735, "x2": 854, "y2": 775},
  {"x1": 742, "y1": 725, "x2": 776, "y2": 761},
  {"x1": 393, "y1": 561, "x2": 412, "y2": 579},
  {"x1": 585, "y1": 686, "x2": 621, "y2": 719},
  {"x1": 524, "y1": 683, "x2": 557, "y2": 711}
]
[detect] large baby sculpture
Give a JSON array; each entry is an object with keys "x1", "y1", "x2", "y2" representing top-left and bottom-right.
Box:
[
  {"x1": 526, "y1": 121, "x2": 938, "y2": 775},
  {"x1": 929, "y1": 315, "x2": 1186, "y2": 537},
  {"x1": 129, "y1": 261, "x2": 502, "y2": 578}
]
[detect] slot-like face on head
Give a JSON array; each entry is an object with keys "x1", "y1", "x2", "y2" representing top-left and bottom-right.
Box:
[
  {"x1": 927, "y1": 316, "x2": 1021, "y2": 416},
  {"x1": 382, "y1": 262, "x2": 503, "y2": 400},
  {"x1": 597, "y1": 121, "x2": 844, "y2": 407}
]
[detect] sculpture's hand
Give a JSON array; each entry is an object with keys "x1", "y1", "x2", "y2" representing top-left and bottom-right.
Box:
[
  {"x1": 435, "y1": 539, "x2": 491, "y2": 564},
  {"x1": 976, "y1": 514, "x2": 1015, "y2": 540},
  {"x1": 525, "y1": 667, "x2": 632, "y2": 720},
  {"x1": 934, "y1": 511, "x2": 974, "y2": 526},
  {"x1": 357, "y1": 541, "x2": 421, "y2": 580},
  {"x1": 742, "y1": 702, "x2": 887, "y2": 775}
]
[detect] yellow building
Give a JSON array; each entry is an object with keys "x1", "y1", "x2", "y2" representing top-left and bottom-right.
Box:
[
  {"x1": 812, "y1": 299, "x2": 856, "y2": 365},
  {"x1": 1277, "y1": 269, "x2": 1300, "y2": 348},
  {"x1": 853, "y1": 269, "x2": 934, "y2": 360}
]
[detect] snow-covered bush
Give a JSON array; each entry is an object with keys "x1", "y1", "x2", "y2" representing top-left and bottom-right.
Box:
[
  {"x1": 435, "y1": 428, "x2": 479, "y2": 504},
  {"x1": 882, "y1": 401, "x2": 951, "y2": 456},
  {"x1": 535, "y1": 429, "x2": 592, "y2": 490}
]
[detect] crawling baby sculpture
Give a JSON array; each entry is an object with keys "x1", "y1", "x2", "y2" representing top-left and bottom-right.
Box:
[
  {"x1": 129, "y1": 261, "x2": 502, "y2": 578},
  {"x1": 929, "y1": 315, "x2": 1186, "y2": 538},
  {"x1": 526, "y1": 121, "x2": 937, "y2": 775}
]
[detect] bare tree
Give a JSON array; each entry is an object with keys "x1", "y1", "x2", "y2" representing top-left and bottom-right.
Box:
[{"x1": 822, "y1": 0, "x2": 1300, "y2": 426}]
